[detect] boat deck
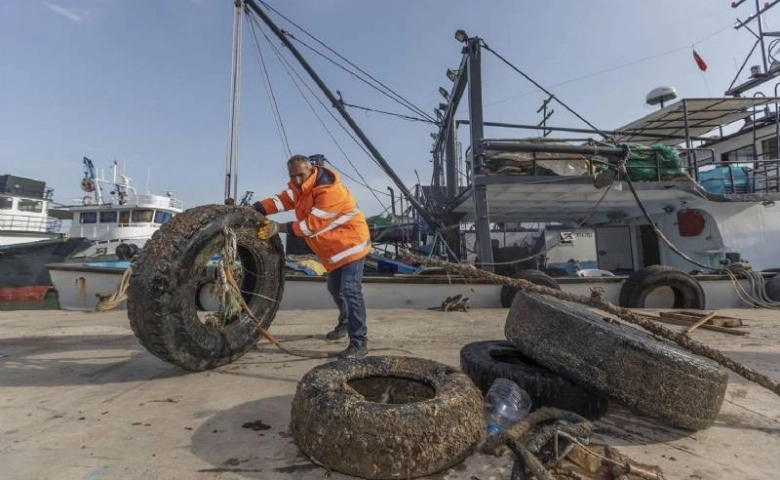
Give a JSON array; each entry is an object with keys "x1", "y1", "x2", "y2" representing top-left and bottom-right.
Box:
[{"x1": 1, "y1": 307, "x2": 779, "y2": 479}]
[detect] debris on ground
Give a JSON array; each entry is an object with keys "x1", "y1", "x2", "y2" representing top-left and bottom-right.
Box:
[
  {"x1": 429, "y1": 293, "x2": 470, "y2": 312},
  {"x1": 480, "y1": 407, "x2": 665, "y2": 479}
]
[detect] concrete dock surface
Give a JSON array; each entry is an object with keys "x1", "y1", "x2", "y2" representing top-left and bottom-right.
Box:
[{"x1": 1, "y1": 307, "x2": 779, "y2": 480}]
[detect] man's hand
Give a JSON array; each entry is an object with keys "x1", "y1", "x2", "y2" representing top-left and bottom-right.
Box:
[{"x1": 256, "y1": 219, "x2": 282, "y2": 240}]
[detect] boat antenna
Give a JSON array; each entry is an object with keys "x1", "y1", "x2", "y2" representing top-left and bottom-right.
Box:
[
  {"x1": 242, "y1": 0, "x2": 443, "y2": 231},
  {"x1": 725, "y1": 0, "x2": 780, "y2": 96}
]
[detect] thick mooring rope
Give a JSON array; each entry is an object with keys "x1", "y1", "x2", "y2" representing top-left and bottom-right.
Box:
[
  {"x1": 95, "y1": 266, "x2": 133, "y2": 312},
  {"x1": 400, "y1": 249, "x2": 780, "y2": 399}
]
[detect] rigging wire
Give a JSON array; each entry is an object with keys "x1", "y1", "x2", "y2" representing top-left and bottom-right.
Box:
[
  {"x1": 255, "y1": 0, "x2": 435, "y2": 122},
  {"x1": 341, "y1": 101, "x2": 437, "y2": 124},
  {"x1": 285, "y1": 33, "x2": 437, "y2": 123},
  {"x1": 480, "y1": 41, "x2": 612, "y2": 141},
  {"x1": 246, "y1": 13, "x2": 291, "y2": 159},
  {"x1": 246, "y1": 14, "x2": 390, "y2": 209},
  {"x1": 486, "y1": 21, "x2": 737, "y2": 107}
]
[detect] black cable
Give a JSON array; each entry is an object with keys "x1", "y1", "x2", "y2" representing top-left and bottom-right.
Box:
[
  {"x1": 256, "y1": 0, "x2": 435, "y2": 122},
  {"x1": 480, "y1": 41, "x2": 612, "y2": 141},
  {"x1": 618, "y1": 154, "x2": 717, "y2": 272}
]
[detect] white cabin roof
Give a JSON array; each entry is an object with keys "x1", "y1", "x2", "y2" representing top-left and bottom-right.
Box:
[{"x1": 613, "y1": 97, "x2": 780, "y2": 146}]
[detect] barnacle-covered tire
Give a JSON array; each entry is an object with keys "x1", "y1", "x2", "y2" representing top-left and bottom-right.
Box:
[
  {"x1": 460, "y1": 340, "x2": 608, "y2": 419},
  {"x1": 290, "y1": 356, "x2": 483, "y2": 479},
  {"x1": 127, "y1": 205, "x2": 285, "y2": 371},
  {"x1": 505, "y1": 291, "x2": 728, "y2": 430}
]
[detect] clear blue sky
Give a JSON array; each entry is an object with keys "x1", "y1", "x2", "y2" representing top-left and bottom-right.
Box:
[{"x1": 0, "y1": 0, "x2": 772, "y2": 221}]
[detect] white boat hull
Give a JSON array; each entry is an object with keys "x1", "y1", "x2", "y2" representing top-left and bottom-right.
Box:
[{"x1": 47, "y1": 263, "x2": 760, "y2": 312}]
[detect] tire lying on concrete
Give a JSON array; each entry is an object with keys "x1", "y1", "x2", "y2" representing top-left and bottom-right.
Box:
[
  {"x1": 619, "y1": 265, "x2": 705, "y2": 309},
  {"x1": 505, "y1": 291, "x2": 728, "y2": 431},
  {"x1": 500, "y1": 269, "x2": 561, "y2": 308},
  {"x1": 290, "y1": 356, "x2": 483, "y2": 479},
  {"x1": 460, "y1": 340, "x2": 608, "y2": 419},
  {"x1": 127, "y1": 205, "x2": 285, "y2": 371}
]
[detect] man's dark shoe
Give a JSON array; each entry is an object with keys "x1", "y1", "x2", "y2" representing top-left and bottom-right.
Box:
[
  {"x1": 338, "y1": 341, "x2": 368, "y2": 359},
  {"x1": 326, "y1": 324, "x2": 348, "y2": 340}
]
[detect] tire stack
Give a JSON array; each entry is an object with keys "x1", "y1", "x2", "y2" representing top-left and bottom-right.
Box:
[
  {"x1": 498, "y1": 290, "x2": 729, "y2": 431},
  {"x1": 464, "y1": 269, "x2": 609, "y2": 420}
]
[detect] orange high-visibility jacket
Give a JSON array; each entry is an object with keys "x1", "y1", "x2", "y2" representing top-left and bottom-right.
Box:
[{"x1": 255, "y1": 166, "x2": 371, "y2": 272}]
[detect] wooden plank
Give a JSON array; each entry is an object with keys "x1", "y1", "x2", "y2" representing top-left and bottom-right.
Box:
[
  {"x1": 634, "y1": 313, "x2": 749, "y2": 336},
  {"x1": 658, "y1": 311, "x2": 743, "y2": 328},
  {"x1": 686, "y1": 311, "x2": 719, "y2": 334},
  {"x1": 675, "y1": 311, "x2": 744, "y2": 327}
]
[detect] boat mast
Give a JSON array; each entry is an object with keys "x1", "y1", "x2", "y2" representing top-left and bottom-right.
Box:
[
  {"x1": 242, "y1": 0, "x2": 443, "y2": 232},
  {"x1": 224, "y1": 0, "x2": 243, "y2": 201}
]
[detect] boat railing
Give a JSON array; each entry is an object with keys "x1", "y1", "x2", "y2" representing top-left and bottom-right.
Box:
[
  {"x1": 135, "y1": 194, "x2": 184, "y2": 210},
  {"x1": 478, "y1": 142, "x2": 780, "y2": 194},
  {"x1": 0, "y1": 214, "x2": 61, "y2": 233}
]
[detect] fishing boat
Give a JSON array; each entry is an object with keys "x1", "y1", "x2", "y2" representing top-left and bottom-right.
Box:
[
  {"x1": 44, "y1": 158, "x2": 184, "y2": 307},
  {"x1": 0, "y1": 174, "x2": 92, "y2": 302}
]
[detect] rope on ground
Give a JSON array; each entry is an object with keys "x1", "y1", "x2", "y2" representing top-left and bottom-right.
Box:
[
  {"x1": 95, "y1": 266, "x2": 133, "y2": 312},
  {"x1": 400, "y1": 249, "x2": 780, "y2": 399}
]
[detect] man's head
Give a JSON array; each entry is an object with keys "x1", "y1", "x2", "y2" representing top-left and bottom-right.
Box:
[{"x1": 287, "y1": 154, "x2": 313, "y2": 189}]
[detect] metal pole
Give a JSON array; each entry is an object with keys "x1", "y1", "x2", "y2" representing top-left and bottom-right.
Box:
[
  {"x1": 466, "y1": 37, "x2": 494, "y2": 271},
  {"x1": 480, "y1": 140, "x2": 627, "y2": 157},
  {"x1": 756, "y1": 0, "x2": 770, "y2": 73},
  {"x1": 243, "y1": 0, "x2": 442, "y2": 231},
  {"x1": 445, "y1": 120, "x2": 458, "y2": 199}
]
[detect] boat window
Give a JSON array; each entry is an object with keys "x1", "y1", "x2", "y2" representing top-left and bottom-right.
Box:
[
  {"x1": 721, "y1": 145, "x2": 755, "y2": 165},
  {"x1": 761, "y1": 137, "x2": 778, "y2": 160},
  {"x1": 79, "y1": 211, "x2": 98, "y2": 224},
  {"x1": 132, "y1": 209, "x2": 153, "y2": 223},
  {"x1": 18, "y1": 199, "x2": 43, "y2": 213},
  {"x1": 119, "y1": 211, "x2": 130, "y2": 226},
  {"x1": 0, "y1": 196, "x2": 11, "y2": 210},
  {"x1": 154, "y1": 211, "x2": 172, "y2": 224},
  {"x1": 99, "y1": 211, "x2": 118, "y2": 223}
]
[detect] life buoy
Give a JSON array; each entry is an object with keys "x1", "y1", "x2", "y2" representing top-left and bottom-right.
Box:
[{"x1": 81, "y1": 177, "x2": 95, "y2": 192}]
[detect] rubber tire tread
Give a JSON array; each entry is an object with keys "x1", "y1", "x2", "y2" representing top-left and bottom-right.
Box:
[
  {"x1": 500, "y1": 269, "x2": 561, "y2": 308},
  {"x1": 290, "y1": 356, "x2": 483, "y2": 479},
  {"x1": 504, "y1": 291, "x2": 728, "y2": 431},
  {"x1": 127, "y1": 204, "x2": 285, "y2": 371},
  {"x1": 619, "y1": 265, "x2": 705, "y2": 309},
  {"x1": 460, "y1": 340, "x2": 608, "y2": 419}
]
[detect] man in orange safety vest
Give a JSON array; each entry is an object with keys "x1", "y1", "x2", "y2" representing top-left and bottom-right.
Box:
[{"x1": 253, "y1": 154, "x2": 371, "y2": 358}]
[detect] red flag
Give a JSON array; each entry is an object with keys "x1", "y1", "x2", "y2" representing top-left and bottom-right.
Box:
[{"x1": 693, "y1": 50, "x2": 708, "y2": 72}]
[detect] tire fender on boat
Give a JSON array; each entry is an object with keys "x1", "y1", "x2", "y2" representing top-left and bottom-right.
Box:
[{"x1": 618, "y1": 265, "x2": 705, "y2": 309}]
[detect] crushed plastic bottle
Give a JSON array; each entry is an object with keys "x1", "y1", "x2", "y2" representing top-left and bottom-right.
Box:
[{"x1": 482, "y1": 378, "x2": 532, "y2": 435}]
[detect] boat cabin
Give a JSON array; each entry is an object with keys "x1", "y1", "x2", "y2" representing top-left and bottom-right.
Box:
[{"x1": 0, "y1": 175, "x2": 60, "y2": 245}]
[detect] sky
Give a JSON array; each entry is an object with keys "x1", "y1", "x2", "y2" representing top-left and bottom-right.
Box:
[{"x1": 0, "y1": 0, "x2": 776, "y2": 223}]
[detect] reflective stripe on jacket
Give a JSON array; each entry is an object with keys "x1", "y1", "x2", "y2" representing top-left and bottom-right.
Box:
[{"x1": 257, "y1": 166, "x2": 371, "y2": 271}]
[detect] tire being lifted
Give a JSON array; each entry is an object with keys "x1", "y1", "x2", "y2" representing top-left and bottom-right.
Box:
[
  {"x1": 500, "y1": 269, "x2": 561, "y2": 308},
  {"x1": 505, "y1": 291, "x2": 728, "y2": 431},
  {"x1": 460, "y1": 340, "x2": 608, "y2": 419},
  {"x1": 290, "y1": 356, "x2": 483, "y2": 480},
  {"x1": 619, "y1": 265, "x2": 705, "y2": 309},
  {"x1": 127, "y1": 205, "x2": 285, "y2": 371}
]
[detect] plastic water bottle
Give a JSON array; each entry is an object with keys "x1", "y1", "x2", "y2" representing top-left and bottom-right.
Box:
[{"x1": 483, "y1": 378, "x2": 532, "y2": 435}]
